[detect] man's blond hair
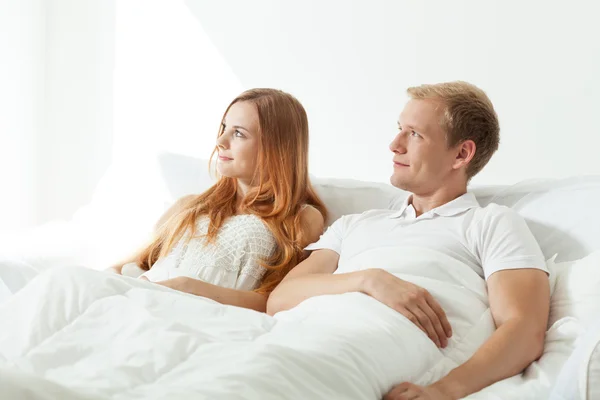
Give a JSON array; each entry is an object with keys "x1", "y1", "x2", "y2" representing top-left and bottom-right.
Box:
[{"x1": 407, "y1": 81, "x2": 500, "y2": 179}]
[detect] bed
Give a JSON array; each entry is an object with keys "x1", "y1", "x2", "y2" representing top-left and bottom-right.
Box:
[{"x1": 1, "y1": 152, "x2": 599, "y2": 399}]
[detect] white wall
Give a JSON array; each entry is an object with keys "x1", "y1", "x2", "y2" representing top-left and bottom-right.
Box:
[
  {"x1": 181, "y1": 0, "x2": 600, "y2": 185},
  {"x1": 3, "y1": 0, "x2": 600, "y2": 230},
  {"x1": 0, "y1": 0, "x2": 45, "y2": 230},
  {"x1": 0, "y1": 0, "x2": 115, "y2": 230},
  {"x1": 39, "y1": 0, "x2": 115, "y2": 224},
  {"x1": 112, "y1": 0, "x2": 242, "y2": 164}
]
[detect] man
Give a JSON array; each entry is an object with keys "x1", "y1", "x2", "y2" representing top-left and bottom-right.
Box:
[{"x1": 267, "y1": 81, "x2": 550, "y2": 400}]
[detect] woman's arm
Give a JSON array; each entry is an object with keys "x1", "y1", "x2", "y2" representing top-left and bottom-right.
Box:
[
  {"x1": 150, "y1": 276, "x2": 268, "y2": 312},
  {"x1": 105, "y1": 195, "x2": 196, "y2": 274},
  {"x1": 106, "y1": 259, "x2": 134, "y2": 274},
  {"x1": 142, "y1": 203, "x2": 325, "y2": 311}
]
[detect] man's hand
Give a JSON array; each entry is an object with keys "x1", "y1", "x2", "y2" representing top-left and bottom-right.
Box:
[
  {"x1": 383, "y1": 382, "x2": 454, "y2": 400},
  {"x1": 364, "y1": 268, "x2": 452, "y2": 348}
]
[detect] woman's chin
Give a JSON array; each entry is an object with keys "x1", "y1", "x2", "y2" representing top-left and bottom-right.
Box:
[
  {"x1": 216, "y1": 168, "x2": 238, "y2": 179},
  {"x1": 216, "y1": 164, "x2": 232, "y2": 177}
]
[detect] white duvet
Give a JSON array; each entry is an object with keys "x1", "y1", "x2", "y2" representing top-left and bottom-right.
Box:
[{"x1": 0, "y1": 247, "x2": 568, "y2": 399}]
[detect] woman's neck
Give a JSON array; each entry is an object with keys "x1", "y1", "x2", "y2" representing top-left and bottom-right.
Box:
[{"x1": 235, "y1": 179, "x2": 252, "y2": 213}]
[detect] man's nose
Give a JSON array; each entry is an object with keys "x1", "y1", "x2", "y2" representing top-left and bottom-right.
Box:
[{"x1": 389, "y1": 131, "x2": 407, "y2": 153}]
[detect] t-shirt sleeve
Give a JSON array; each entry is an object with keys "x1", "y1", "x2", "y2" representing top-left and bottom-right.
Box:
[
  {"x1": 477, "y1": 206, "x2": 548, "y2": 280},
  {"x1": 304, "y1": 214, "x2": 354, "y2": 255}
]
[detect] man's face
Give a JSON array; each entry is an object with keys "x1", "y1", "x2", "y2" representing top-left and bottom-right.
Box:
[{"x1": 389, "y1": 99, "x2": 459, "y2": 194}]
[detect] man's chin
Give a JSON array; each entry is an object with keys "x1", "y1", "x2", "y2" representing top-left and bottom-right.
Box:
[{"x1": 390, "y1": 175, "x2": 410, "y2": 190}]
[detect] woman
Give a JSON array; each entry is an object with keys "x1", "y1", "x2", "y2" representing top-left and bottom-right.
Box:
[{"x1": 109, "y1": 88, "x2": 327, "y2": 313}]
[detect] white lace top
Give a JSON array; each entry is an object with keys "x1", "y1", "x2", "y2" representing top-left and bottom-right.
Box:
[{"x1": 139, "y1": 214, "x2": 277, "y2": 291}]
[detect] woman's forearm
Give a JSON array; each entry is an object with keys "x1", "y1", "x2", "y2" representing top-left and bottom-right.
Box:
[
  {"x1": 172, "y1": 277, "x2": 268, "y2": 312},
  {"x1": 106, "y1": 256, "x2": 137, "y2": 274}
]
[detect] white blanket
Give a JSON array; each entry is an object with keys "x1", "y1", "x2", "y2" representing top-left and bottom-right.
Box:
[{"x1": 0, "y1": 248, "x2": 495, "y2": 399}]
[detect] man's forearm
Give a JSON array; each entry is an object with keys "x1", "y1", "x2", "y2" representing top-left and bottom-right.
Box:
[
  {"x1": 433, "y1": 318, "x2": 545, "y2": 398},
  {"x1": 266, "y1": 271, "x2": 369, "y2": 315}
]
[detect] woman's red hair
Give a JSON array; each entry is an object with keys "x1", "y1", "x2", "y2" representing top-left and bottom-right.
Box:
[{"x1": 135, "y1": 89, "x2": 327, "y2": 294}]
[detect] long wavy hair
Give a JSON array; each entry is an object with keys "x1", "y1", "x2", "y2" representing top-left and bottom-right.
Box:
[{"x1": 135, "y1": 89, "x2": 327, "y2": 294}]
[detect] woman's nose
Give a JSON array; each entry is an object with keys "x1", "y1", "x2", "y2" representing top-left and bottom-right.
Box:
[{"x1": 216, "y1": 132, "x2": 228, "y2": 148}]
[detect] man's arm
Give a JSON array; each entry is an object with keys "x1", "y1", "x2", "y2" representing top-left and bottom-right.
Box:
[
  {"x1": 436, "y1": 268, "x2": 549, "y2": 396},
  {"x1": 267, "y1": 249, "x2": 354, "y2": 314},
  {"x1": 267, "y1": 249, "x2": 452, "y2": 348},
  {"x1": 385, "y1": 268, "x2": 550, "y2": 399}
]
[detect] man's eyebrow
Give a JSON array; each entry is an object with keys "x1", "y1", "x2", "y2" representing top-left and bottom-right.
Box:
[{"x1": 398, "y1": 121, "x2": 427, "y2": 133}]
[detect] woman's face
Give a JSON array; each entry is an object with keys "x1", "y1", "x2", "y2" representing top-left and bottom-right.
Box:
[{"x1": 216, "y1": 101, "x2": 260, "y2": 185}]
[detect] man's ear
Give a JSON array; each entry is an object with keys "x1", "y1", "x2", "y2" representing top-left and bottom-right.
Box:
[{"x1": 452, "y1": 140, "x2": 476, "y2": 170}]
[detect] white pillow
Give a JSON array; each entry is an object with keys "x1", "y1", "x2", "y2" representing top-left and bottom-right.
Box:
[
  {"x1": 0, "y1": 258, "x2": 38, "y2": 301},
  {"x1": 550, "y1": 320, "x2": 600, "y2": 400},
  {"x1": 311, "y1": 177, "x2": 405, "y2": 225},
  {"x1": 589, "y1": 336, "x2": 600, "y2": 400},
  {"x1": 542, "y1": 252, "x2": 600, "y2": 400},
  {"x1": 474, "y1": 177, "x2": 600, "y2": 262},
  {"x1": 156, "y1": 151, "x2": 406, "y2": 226},
  {"x1": 547, "y1": 251, "x2": 600, "y2": 328},
  {"x1": 156, "y1": 152, "x2": 216, "y2": 203}
]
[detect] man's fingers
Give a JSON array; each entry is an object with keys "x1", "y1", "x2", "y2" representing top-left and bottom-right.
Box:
[
  {"x1": 404, "y1": 390, "x2": 420, "y2": 400},
  {"x1": 425, "y1": 292, "x2": 452, "y2": 338},
  {"x1": 409, "y1": 305, "x2": 441, "y2": 347},
  {"x1": 398, "y1": 308, "x2": 426, "y2": 335},
  {"x1": 418, "y1": 302, "x2": 448, "y2": 348},
  {"x1": 383, "y1": 382, "x2": 413, "y2": 400}
]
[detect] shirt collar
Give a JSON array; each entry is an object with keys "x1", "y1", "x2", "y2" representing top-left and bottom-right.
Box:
[{"x1": 389, "y1": 192, "x2": 480, "y2": 219}]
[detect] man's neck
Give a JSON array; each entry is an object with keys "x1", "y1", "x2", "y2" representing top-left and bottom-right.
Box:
[{"x1": 410, "y1": 186, "x2": 468, "y2": 217}]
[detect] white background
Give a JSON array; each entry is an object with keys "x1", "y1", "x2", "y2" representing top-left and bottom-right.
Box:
[{"x1": 1, "y1": 0, "x2": 600, "y2": 230}]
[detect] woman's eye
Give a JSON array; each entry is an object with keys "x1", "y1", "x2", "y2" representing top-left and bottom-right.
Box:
[
  {"x1": 411, "y1": 131, "x2": 421, "y2": 138},
  {"x1": 234, "y1": 130, "x2": 245, "y2": 138}
]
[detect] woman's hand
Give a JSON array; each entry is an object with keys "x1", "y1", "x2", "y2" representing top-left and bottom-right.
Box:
[
  {"x1": 105, "y1": 266, "x2": 122, "y2": 275},
  {"x1": 140, "y1": 275, "x2": 189, "y2": 292}
]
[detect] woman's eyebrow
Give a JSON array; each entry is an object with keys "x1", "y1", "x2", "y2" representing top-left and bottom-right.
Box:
[{"x1": 232, "y1": 125, "x2": 249, "y2": 132}]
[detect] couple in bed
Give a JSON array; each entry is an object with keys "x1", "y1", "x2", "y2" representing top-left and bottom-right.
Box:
[{"x1": 105, "y1": 82, "x2": 546, "y2": 399}]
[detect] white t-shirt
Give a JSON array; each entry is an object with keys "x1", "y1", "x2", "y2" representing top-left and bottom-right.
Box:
[{"x1": 306, "y1": 192, "x2": 548, "y2": 280}]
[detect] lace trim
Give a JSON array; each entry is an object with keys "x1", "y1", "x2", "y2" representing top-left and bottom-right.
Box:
[{"x1": 239, "y1": 263, "x2": 267, "y2": 280}]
